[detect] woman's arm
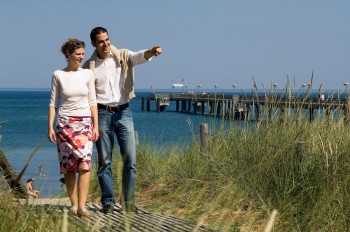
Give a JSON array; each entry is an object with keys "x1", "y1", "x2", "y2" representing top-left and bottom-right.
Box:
[
  {"x1": 48, "y1": 106, "x2": 57, "y2": 144},
  {"x1": 90, "y1": 106, "x2": 99, "y2": 142},
  {"x1": 48, "y1": 73, "x2": 59, "y2": 144},
  {"x1": 87, "y1": 70, "x2": 99, "y2": 142}
]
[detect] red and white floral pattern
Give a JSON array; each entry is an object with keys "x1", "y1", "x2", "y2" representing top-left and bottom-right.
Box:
[{"x1": 56, "y1": 116, "x2": 93, "y2": 174}]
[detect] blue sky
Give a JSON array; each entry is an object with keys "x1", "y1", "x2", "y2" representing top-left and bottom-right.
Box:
[{"x1": 0, "y1": 1, "x2": 349, "y2": 91}]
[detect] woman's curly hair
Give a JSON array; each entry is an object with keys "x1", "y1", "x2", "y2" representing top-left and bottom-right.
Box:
[{"x1": 61, "y1": 38, "x2": 85, "y2": 58}]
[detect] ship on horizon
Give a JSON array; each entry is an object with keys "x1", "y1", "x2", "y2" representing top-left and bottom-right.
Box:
[{"x1": 172, "y1": 79, "x2": 186, "y2": 88}]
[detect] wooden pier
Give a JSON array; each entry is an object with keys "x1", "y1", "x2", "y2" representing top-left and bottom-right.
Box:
[{"x1": 142, "y1": 92, "x2": 350, "y2": 122}]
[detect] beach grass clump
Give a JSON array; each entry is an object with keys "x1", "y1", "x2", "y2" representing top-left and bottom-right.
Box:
[
  {"x1": 0, "y1": 190, "x2": 77, "y2": 231},
  {"x1": 0, "y1": 182, "x2": 94, "y2": 231}
]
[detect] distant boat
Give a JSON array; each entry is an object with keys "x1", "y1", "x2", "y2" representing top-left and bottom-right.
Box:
[
  {"x1": 172, "y1": 79, "x2": 185, "y2": 88},
  {"x1": 172, "y1": 83, "x2": 184, "y2": 88}
]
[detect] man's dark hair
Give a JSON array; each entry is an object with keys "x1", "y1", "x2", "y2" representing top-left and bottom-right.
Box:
[{"x1": 90, "y1": 27, "x2": 108, "y2": 42}]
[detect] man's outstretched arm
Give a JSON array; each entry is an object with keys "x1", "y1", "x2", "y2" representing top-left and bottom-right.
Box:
[{"x1": 144, "y1": 46, "x2": 162, "y2": 60}]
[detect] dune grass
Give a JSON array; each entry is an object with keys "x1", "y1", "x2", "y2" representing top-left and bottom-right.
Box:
[
  {"x1": 128, "y1": 111, "x2": 350, "y2": 231},
  {"x1": 0, "y1": 178, "x2": 91, "y2": 231}
]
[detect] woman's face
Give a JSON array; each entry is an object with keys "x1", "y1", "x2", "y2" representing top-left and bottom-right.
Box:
[{"x1": 68, "y1": 47, "x2": 85, "y2": 67}]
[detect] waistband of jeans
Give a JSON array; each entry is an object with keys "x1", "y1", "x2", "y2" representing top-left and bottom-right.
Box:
[{"x1": 97, "y1": 103, "x2": 129, "y2": 112}]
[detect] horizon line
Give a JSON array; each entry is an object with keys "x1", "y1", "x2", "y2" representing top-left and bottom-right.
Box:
[{"x1": 0, "y1": 87, "x2": 345, "y2": 92}]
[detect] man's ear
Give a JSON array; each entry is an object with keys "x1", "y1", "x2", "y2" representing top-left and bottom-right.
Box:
[{"x1": 91, "y1": 41, "x2": 96, "y2": 48}]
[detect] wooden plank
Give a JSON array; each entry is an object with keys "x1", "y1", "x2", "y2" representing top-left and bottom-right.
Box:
[
  {"x1": 92, "y1": 203, "x2": 169, "y2": 232},
  {"x1": 142, "y1": 212, "x2": 214, "y2": 232},
  {"x1": 74, "y1": 203, "x2": 160, "y2": 232}
]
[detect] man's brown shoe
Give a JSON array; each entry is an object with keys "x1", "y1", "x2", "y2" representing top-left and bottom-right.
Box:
[{"x1": 101, "y1": 204, "x2": 114, "y2": 214}]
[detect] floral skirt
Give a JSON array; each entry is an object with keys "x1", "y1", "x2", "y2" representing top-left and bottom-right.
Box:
[{"x1": 56, "y1": 116, "x2": 93, "y2": 174}]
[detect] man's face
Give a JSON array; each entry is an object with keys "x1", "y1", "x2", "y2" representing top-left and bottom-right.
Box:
[{"x1": 92, "y1": 32, "x2": 111, "y2": 58}]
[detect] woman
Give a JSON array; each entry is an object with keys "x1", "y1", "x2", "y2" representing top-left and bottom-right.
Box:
[
  {"x1": 26, "y1": 178, "x2": 40, "y2": 198},
  {"x1": 48, "y1": 38, "x2": 98, "y2": 217}
]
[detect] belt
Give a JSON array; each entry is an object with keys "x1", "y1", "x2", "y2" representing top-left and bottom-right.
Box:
[{"x1": 97, "y1": 103, "x2": 129, "y2": 112}]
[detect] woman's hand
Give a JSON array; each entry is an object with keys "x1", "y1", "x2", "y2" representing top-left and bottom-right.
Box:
[
  {"x1": 90, "y1": 106, "x2": 99, "y2": 142},
  {"x1": 48, "y1": 107, "x2": 57, "y2": 144},
  {"x1": 92, "y1": 127, "x2": 99, "y2": 142},
  {"x1": 48, "y1": 128, "x2": 57, "y2": 144}
]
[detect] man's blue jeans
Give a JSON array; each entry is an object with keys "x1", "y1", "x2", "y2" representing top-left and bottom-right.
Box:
[{"x1": 95, "y1": 106, "x2": 137, "y2": 207}]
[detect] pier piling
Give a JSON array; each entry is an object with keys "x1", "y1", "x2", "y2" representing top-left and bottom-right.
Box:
[
  {"x1": 146, "y1": 96, "x2": 150, "y2": 111},
  {"x1": 156, "y1": 98, "x2": 161, "y2": 112},
  {"x1": 296, "y1": 141, "x2": 306, "y2": 166},
  {"x1": 200, "y1": 123, "x2": 209, "y2": 155}
]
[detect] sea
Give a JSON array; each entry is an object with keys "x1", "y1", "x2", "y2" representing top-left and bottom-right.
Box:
[{"x1": 0, "y1": 89, "x2": 234, "y2": 197}]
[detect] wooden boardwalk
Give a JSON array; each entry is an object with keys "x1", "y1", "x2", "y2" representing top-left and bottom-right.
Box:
[{"x1": 24, "y1": 198, "x2": 216, "y2": 232}]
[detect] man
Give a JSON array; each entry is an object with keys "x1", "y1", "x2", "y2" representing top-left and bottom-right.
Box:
[{"x1": 83, "y1": 27, "x2": 161, "y2": 213}]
